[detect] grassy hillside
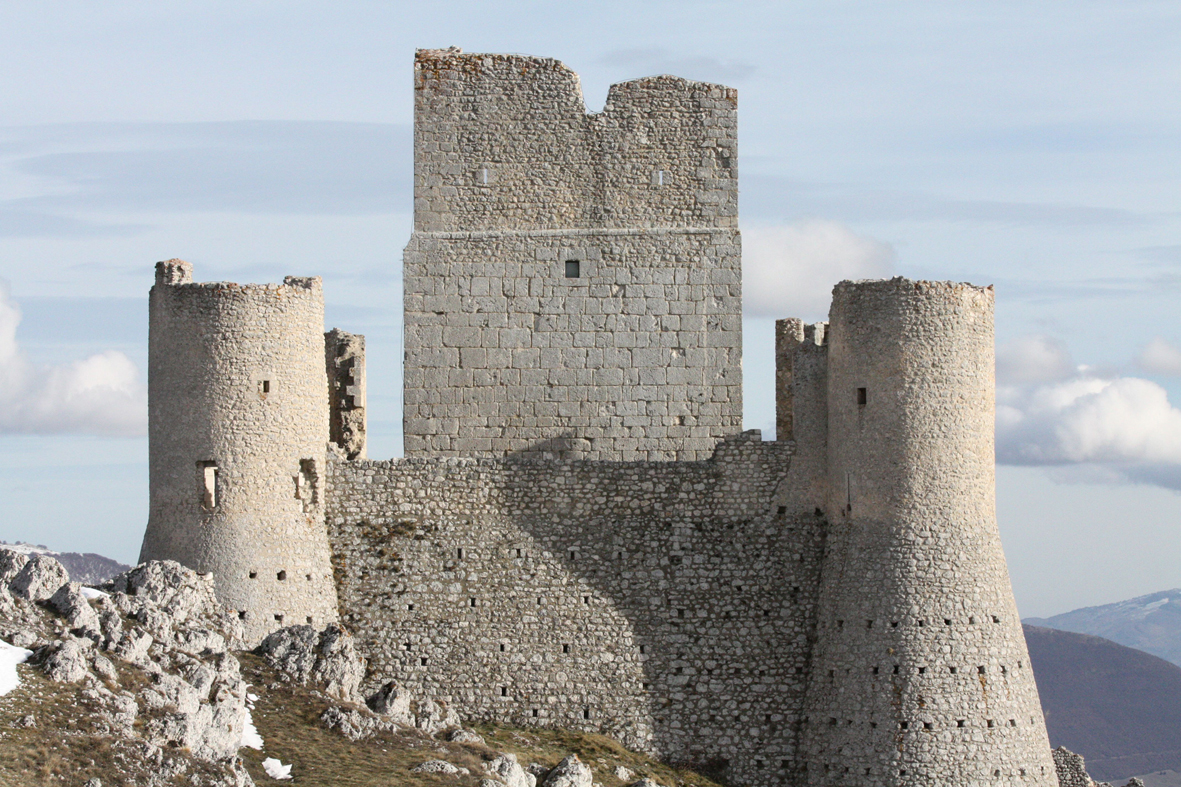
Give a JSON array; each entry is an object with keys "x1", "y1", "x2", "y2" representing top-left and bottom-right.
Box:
[{"x1": 1026, "y1": 624, "x2": 1181, "y2": 781}]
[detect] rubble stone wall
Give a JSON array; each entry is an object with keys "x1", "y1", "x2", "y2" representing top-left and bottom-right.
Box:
[
  {"x1": 326, "y1": 433, "x2": 825, "y2": 787},
  {"x1": 141, "y1": 261, "x2": 340, "y2": 644}
]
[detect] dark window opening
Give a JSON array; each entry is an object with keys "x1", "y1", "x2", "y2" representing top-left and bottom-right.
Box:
[
  {"x1": 420, "y1": 656, "x2": 428, "y2": 666},
  {"x1": 248, "y1": 571, "x2": 257, "y2": 579},
  {"x1": 978, "y1": 665, "x2": 986, "y2": 674},
  {"x1": 457, "y1": 547, "x2": 464, "y2": 559},
  {"x1": 469, "y1": 598, "x2": 476, "y2": 608},
  {"x1": 274, "y1": 614, "x2": 283, "y2": 623},
  {"x1": 532, "y1": 709, "x2": 539, "y2": 718},
  {"x1": 277, "y1": 570, "x2": 286, "y2": 581},
  {"x1": 407, "y1": 603, "x2": 414, "y2": 611},
  {"x1": 923, "y1": 722, "x2": 933, "y2": 730},
  {"x1": 562, "y1": 644, "x2": 570, "y2": 653},
  {"x1": 305, "y1": 616, "x2": 313, "y2": 624},
  {"x1": 499, "y1": 644, "x2": 506, "y2": 652},
  {"x1": 857, "y1": 387, "x2": 867, "y2": 406},
  {"x1": 987, "y1": 719, "x2": 995, "y2": 728},
  {"x1": 582, "y1": 709, "x2": 590, "y2": 720},
  {"x1": 949, "y1": 666, "x2": 958, "y2": 674},
  {"x1": 259, "y1": 380, "x2": 270, "y2": 398},
  {"x1": 238, "y1": 610, "x2": 247, "y2": 620},
  {"x1": 900, "y1": 721, "x2": 909, "y2": 730},
  {"x1": 500, "y1": 687, "x2": 508, "y2": 697},
  {"x1": 893, "y1": 665, "x2": 900, "y2": 674},
  {"x1": 305, "y1": 574, "x2": 312, "y2": 582},
  {"x1": 957, "y1": 719, "x2": 965, "y2": 728},
  {"x1": 777, "y1": 505, "x2": 787, "y2": 515},
  {"x1": 565, "y1": 260, "x2": 580, "y2": 279}
]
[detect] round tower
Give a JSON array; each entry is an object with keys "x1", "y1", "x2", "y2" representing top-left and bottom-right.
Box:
[
  {"x1": 140, "y1": 259, "x2": 339, "y2": 644},
  {"x1": 799, "y1": 278, "x2": 1057, "y2": 785}
]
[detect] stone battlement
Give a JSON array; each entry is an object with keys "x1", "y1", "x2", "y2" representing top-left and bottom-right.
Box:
[{"x1": 140, "y1": 51, "x2": 1058, "y2": 787}]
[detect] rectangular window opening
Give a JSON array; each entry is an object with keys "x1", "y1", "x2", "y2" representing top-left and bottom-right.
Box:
[
  {"x1": 259, "y1": 379, "x2": 270, "y2": 398},
  {"x1": 857, "y1": 387, "x2": 867, "y2": 406},
  {"x1": 200, "y1": 462, "x2": 219, "y2": 509},
  {"x1": 564, "y1": 260, "x2": 580, "y2": 279}
]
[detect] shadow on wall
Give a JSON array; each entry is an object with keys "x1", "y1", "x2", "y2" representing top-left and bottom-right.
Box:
[{"x1": 326, "y1": 433, "x2": 823, "y2": 787}]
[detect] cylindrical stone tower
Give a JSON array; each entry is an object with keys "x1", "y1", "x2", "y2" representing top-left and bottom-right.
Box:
[
  {"x1": 140, "y1": 259, "x2": 339, "y2": 644},
  {"x1": 799, "y1": 278, "x2": 1057, "y2": 786}
]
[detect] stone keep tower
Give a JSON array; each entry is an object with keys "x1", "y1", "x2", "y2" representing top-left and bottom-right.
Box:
[
  {"x1": 402, "y1": 48, "x2": 743, "y2": 461},
  {"x1": 140, "y1": 260, "x2": 340, "y2": 644},
  {"x1": 792, "y1": 279, "x2": 1057, "y2": 786}
]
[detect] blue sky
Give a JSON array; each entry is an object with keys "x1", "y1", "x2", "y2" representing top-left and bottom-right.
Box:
[{"x1": 1, "y1": 1, "x2": 1180, "y2": 617}]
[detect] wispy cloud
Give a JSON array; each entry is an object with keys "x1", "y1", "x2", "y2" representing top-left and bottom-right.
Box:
[
  {"x1": 741, "y1": 173, "x2": 1148, "y2": 227},
  {"x1": 1136, "y1": 337, "x2": 1181, "y2": 376},
  {"x1": 742, "y1": 220, "x2": 895, "y2": 319},
  {"x1": 0, "y1": 122, "x2": 412, "y2": 238},
  {"x1": 996, "y1": 334, "x2": 1181, "y2": 490},
  {"x1": 0, "y1": 281, "x2": 144, "y2": 436}
]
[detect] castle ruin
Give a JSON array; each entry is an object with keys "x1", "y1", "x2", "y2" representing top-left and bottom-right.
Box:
[{"x1": 139, "y1": 48, "x2": 1059, "y2": 786}]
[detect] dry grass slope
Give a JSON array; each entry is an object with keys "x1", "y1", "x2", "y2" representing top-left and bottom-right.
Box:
[{"x1": 239, "y1": 653, "x2": 723, "y2": 787}]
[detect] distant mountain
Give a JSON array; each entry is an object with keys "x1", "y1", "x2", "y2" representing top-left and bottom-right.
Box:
[
  {"x1": 0, "y1": 542, "x2": 130, "y2": 585},
  {"x1": 1025, "y1": 624, "x2": 1181, "y2": 781},
  {"x1": 1026, "y1": 589, "x2": 1181, "y2": 667}
]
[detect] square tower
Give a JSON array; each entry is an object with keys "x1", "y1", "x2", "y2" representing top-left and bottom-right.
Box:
[{"x1": 403, "y1": 48, "x2": 743, "y2": 460}]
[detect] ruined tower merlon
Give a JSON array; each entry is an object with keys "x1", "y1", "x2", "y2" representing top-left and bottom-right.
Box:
[
  {"x1": 412, "y1": 48, "x2": 738, "y2": 232},
  {"x1": 325, "y1": 328, "x2": 366, "y2": 460},
  {"x1": 155, "y1": 258, "x2": 192, "y2": 286}
]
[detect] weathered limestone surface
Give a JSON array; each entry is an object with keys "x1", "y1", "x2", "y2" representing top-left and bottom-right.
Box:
[
  {"x1": 139, "y1": 261, "x2": 340, "y2": 644},
  {"x1": 403, "y1": 49, "x2": 742, "y2": 460}
]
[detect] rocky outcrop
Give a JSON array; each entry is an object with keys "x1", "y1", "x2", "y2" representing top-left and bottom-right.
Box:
[
  {"x1": 540, "y1": 754, "x2": 594, "y2": 787},
  {"x1": 485, "y1": 752, "x2": 537, "y2": 787},
  {"x1": 254, "y1": 623, "x2": 363, "y2": 702},
  {"x1": 0, "y1": 549, "x2": 253, "y2": 787}
]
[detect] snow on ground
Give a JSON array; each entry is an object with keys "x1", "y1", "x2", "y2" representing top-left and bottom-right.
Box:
[
  {"x1": 0, "y1": 639, "x2": 32, "y2": 696},
  {"x1": 80, "y1": 587, "x2": 108, "y2": 600},
  {"x1": 0, "y1": 543, "x2": 59, "y2": 556},
  {"x1": 240, "y1": 687, "x2": 264, "y2": 750},
  {"x1": 262, "y1": 758, "x2": 292, "y2": 780}
]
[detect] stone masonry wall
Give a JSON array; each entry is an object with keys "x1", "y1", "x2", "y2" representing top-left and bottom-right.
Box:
[
  {"x1": 403, "y1": 229, "x2": 742, "y2": 460},
  {"x1": 326, "y1": 433, "x2": 824, "y2": 787},
  {"x1": 403, "y1": 49, "x2": 742, "y2": 460}
]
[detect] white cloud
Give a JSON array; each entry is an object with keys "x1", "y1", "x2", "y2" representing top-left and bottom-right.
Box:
[
  {"x1": 996, "y1": 337, "x2": 1181, "y2": 489},
  {"x1": 996, "y1": 334, "x2": 1075, "y2": 384},
  {"x1": 1136, "y1": 336, "x2": 1181, "y2": 376},
  {"x1": 742, "y1": 220, "x2": 895, "y2": 319},
  {"x1": 0, "y1": 281, "x2": 145, "y2": 436}
]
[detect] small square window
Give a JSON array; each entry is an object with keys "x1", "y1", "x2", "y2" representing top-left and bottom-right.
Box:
[{"x1": 565, "y1": 260, "x2": 580, "y2": 279}]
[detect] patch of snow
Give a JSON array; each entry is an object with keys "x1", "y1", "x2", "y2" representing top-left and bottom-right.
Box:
[
  {"x1": 79, "y1": 587, "x2": 108, "y2": 600},
  {"x1": 1132, "y1": 597, "x2": 1170, "y2": 619},
  {"x1": 247, "y1": 692, "x2": 259, "y2": 703},
  {"x1": 0, "y1": 543, "x2": 59, "y2": 556},
  {"x1": 262, "y1": 757, "x2": 292, "y2": 780},
  {"x1": 241, "y1": 707, "x2": 264, "y2": 750},
  {"x1": 0, "y1": 639, "x2": 33, "y2": 696}
]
